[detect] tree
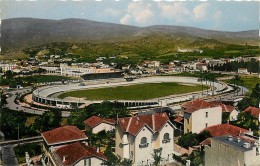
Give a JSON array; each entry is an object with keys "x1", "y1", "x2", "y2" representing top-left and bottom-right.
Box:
[
  {"x1": 67, "y1": 101, "x2": 129, "y2": 129},
  {"x1": 32, "y1": 110, "x2": 62, "y2": 133},
  {"x1": 152, "y1": 151, "x2": 162, "y2": 166},
  {"x1": 251, "y1": 83, "x2": 260, "y2": 100},
  {"x1": 177, "y1": 131, "x2": 211, "y2": 149}
]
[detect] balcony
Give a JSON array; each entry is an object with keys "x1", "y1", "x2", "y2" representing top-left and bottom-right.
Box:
[
  {"x1": 139, "y1": 143, "x2": 149, "y2": 148},
  {"x1": 162, "y1": 139, "x2": 171, "y2": 144}
]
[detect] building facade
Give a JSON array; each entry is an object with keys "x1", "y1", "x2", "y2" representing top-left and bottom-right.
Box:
[
  {"x1": 182, "y1": 99, "x2": 222, "y2": 134},
  {"x1": 115, "y1": 113, "x2": 176, "y2": 165},
  {"x1": 205, "y1": 136, "x2": 260, "y2": 166}
]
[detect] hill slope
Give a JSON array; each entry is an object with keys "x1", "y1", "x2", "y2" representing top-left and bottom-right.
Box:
[{"x1": 0, "y1": 18, "x2": 258, "y2": 51}]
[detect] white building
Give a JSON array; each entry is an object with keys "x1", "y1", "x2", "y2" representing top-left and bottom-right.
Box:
[
  {"x1": 115, "y1": 113, "x2": 176, "y2": 165},
  {"x1": 0, "y1": 63, "x2": 17, "y2": 72},
  {"x1": 182, "y1": 99, "x2": 222, "y2": 134},
  {"x1": 84, "y1": 116, "x2": 116, "y2": 134},
  {"x1": 205, "y1": 135, "x2": 260, "y2": 166},
  {"x1": 238, "y1": 68, "x2": 248, "y2": 74}
]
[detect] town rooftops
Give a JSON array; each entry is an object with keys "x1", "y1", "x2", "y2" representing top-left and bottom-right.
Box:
[
  {"x1": 117, "y1": 113, "x2": 174, "y2": 136},
  {"x1": 211, "y1": 102, "x2": 235, "y2": 113},
  {"x1": 201, "y1": 123, "x2": 249, "y2": 137},
  {"x1": 243, "y1": 106, "x2": 260, "y2": 118},
  {"x1": 41, "y1": 125, "x2": 87, "y2": 145},
  {"x1": 84, "y1": 116, "x2": 116, "y2": 128},
  {"x1": 182, "y1": 99, "x2": 219, "y2": 113},
  {"x1": 174, "y1": 116, "x2": 184, "y2": 124},
  {"x1": 212, "y1": 136, "x2": 256, "y2": 152},
  {"x1": 54, "y1": 142, "x2": 107, "y2": 166}
]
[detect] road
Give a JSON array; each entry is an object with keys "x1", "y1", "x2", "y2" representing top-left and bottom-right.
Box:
[
  {"x1": 1, "y1": 145, "x2": 18, "y2": 166},
  {"x1": 5, "y1": 88, "x2": 70, "y2": 117}
]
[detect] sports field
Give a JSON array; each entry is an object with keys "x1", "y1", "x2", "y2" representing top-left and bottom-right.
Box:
[{"x1": 58, "y1": 82, "x2": 207, "y2": 100}]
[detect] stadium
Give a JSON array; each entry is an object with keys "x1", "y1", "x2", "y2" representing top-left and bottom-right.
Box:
[{"x1": 32, "y1": 76, "x2": 233, "y2": 109}]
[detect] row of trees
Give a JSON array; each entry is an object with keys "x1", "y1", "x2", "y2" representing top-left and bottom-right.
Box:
[{"x1": 208, "y1": 59, "x2": 259, "y2": 73}]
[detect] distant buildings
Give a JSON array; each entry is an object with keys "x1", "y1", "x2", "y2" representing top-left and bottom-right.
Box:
[
  {"x1": 84, "y1": 116, "x2": 116, "y2": 134},
  {"x1": 178, "y1": 47, "x2": 203, "y2": 53},
  {"x1": 238, "y1": 68, "x2": 248, "y2": 74},
  {"x1": 205, "y1": 135, "x2": 260, "y2": 166},
  {"x1": 115, "y1": 113, "x2": 176, "y2": 165},
  {"x1": 182, "y1": 99, "x2": 222, "y2": 134}
]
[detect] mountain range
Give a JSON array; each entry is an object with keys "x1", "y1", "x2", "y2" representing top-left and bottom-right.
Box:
[{"x1": 0, "y1": 18, "x2": 258, "y2": 51}]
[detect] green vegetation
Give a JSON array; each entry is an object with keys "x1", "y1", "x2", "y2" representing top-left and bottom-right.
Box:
[
  {"x1": 14, "y1": 143, "x2": 43, "y2": 164},
  {"x1": 237, "y1": 83, "x2": 259, "y2": 111},
  {"x1": 59, "y1": 82, "x2": 208, "y2": 100},
  {"x1": 224, "y1": 76, "x2": 260, "y2": 95},
  {"x1": 0, "y1": 72, "x2": 75, "y2": 88},
  {"x1": 177, "y1": 131, "x2": 212, "y2": 149},
  {"x1": 208, "y1": 58, "x2": 259, "y2": 73},
  {"x1": 18, "y1": 34, "x2": 259, "y2": 65},
  {"x1": 230, "y1": 111, "x2": 259, "y2": 136},
  {"x1": 162, "y1": 72, "x2": 229, "y2": 78},
  {"x1": 68, "y1": 101, "x2": 129, "y2": 129}
]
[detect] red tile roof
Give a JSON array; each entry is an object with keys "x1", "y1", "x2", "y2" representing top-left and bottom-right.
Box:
[
  {"x1": 174, "y1": 116, "x2": 184, "y2": 124},
  {"x1": 55, "y1": 142, "x2": 106, "y2": 166},
  {"x1": 211, "y1": 102, "x2": 235, "y2": 113},
  {"x1": 201, "y1": 124, "x2": 249, "y2": 137},
  {"x1": 41, "y1": 125, "x2": 87, "y2": 145},
  {"x1": 182, "y1": 99, "x2": 219, "y2": 113},
  {"x1": 243, "y1": 106, "x2": 260, "y2": 118},
  {"x1": 118, "y1": 113, "x2": 172, "y2": 136},
  {"x1": 84, "y1": 116, "x2": 116, "y2": 128}
]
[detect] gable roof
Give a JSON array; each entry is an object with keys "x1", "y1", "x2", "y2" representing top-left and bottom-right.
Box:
[
  {"x1": 55, "y1": 142, "x2": 107, "y2": 166},
  {"x1": 182, "y1": 99, "x2": 219, "y2": 113},
  {"x1": 174, "y1": 116, "x2": 184, "y2": 124},
  {"x1": 201, "y1": 124, "x2": 249, "y2": 137},
  {"x1": 211, "y1": 102, "x2": 235, "y2": 113},
  {"x1": 117, "y1": 113, "x2": 172, "y2": 136},
  {"x1": 84, "y1": 116, "x2": 116, "y2": 128},
  {"x1": 243, "y1": 106, "x2": 260, "y2": 118},
  {"x1": 41, "y1": 125, "x2": 87, "y2": 145}
]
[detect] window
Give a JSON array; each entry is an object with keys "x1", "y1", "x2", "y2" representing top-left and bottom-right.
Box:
[
  {"x1": 139, "y1": 137, "x2": 149, "y2": 148},
  {"x1": 141, "y1": 137, "x2": 147, "y2": 144},
  {"x1": 162, "y1": 133, "x2": 170, "y2": 143},
  {"x1": 206, "y1": 112, "x2": 208, "y2": 118},
  {"x1": 187, "y1": 129, "x2": 189, "y2": 133},
  {"x1": 206, "y1": 123, "x2": 208, "y2": 127},
  {"x1": 187, "y1": 119, "x2": 189, "y2": 124}
]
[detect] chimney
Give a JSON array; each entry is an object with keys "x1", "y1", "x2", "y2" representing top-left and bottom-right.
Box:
[
  {"x1": 97, "y1": 147, "x2": 100, "y2": 153},
  {"x1": 63, "y1": 156, "x2": 66, "y2": 162},
  {"x1": 237, "y1": 138, "x2": 241, "y2": 143},
  {"x1": 243, "y1": 143, "x2": 250, "y2": 148},
  {"x1": 228, "y1": 135, "x2": 233, "y2": 141}
]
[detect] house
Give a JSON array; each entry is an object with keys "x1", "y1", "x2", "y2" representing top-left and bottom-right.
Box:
[
  {"x1": 242, "y1": 106, "x2": 260, "y2": 125},
  {"x1": 84, "y1": 116, "x2": 116, "y2": 134},
  {"x1": 205, "y1": 135, "x2": 260, "y2": 166},
  {"x1": 238, "y1": 68, "x2": 248, "y2": 74},
  {"x1": 211, "y1": 102, "x2": 239, "y2": 121},
  {"x1": 49, "y1": 142, "x2": 107, "y2": 166},
  {"x1": 182, "y1": 99, "x2": 222, "y2": 134},
  {"x1": 195, "y1": 63, "x2": 208, "y2": 71},
  {"x1": 115, "y1": 113, "x2": 176, "y2": 165},
  {"x1": 41, "y1": 125, "x2": 88, "y2": 165},
  {"x1": 200, "y1": 124, "x2": 254, "y2": 146}
]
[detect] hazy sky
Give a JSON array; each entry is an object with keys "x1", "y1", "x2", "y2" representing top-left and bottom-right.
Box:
[{"x1": 1, "y1": 0, "x2": 259, "y2": 32}]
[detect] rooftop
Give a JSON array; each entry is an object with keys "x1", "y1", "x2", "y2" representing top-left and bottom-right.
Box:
[
  {"x1": 84, "y1": 116, "x2": 116, "y2": 128},
  {"x1": 54, "y1": 142, "x2": 107, "y2": 166},
  {"x1": 212, "y1": 136, "x2": 257, "y2": 152},
  {"x1": 118, "y1": 113, "x2": 173, "y2": 136},
  {"x1": 243, "y1": 106, "x2": 260, "y2": 118},
  {"x1": 41, "y1": 125, "x2": 87, "y2": 145},
  {"x1": 182, "y1": 99, "x2": 219, "y2": 113}
]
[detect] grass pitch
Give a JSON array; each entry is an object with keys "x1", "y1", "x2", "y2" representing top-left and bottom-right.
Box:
[{"x1": 58, "y1": 82, "x2": 207, "y2": 100}]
